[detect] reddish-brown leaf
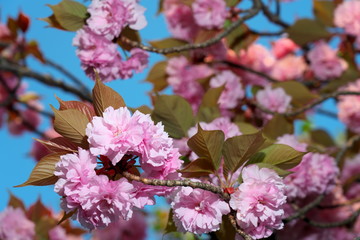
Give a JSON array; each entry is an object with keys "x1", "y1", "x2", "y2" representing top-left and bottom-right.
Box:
[
  {"x1": 17, "y1": 12, "x2": 30, "y2": 33},
  {"x1": 92, "y1": 78, "x2": 126, "y2": 116},
  {"x1": 36, "y1": 137, "x2": 77, "y2": 153},
  {"x1": 56, "y1": 96, "x2": 96, "y2": 121}
]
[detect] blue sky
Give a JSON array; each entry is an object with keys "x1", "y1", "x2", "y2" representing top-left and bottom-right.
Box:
[{"x1": 0, "y1": 0, "x2": 345, "y2": 235}]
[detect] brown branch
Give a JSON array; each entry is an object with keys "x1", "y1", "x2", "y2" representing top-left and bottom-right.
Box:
[
  {"x1": 318, "y1": 196, "x2": 360, "y2": 209},
  {"x1": 0, "y1": 57, "x2": 92, "y2": 102},
  {"x1": 248, "y1": 29, "x2": 285, "y2": 36},
  {"x1": 303, "y1": 208, "x2": 360, "y2": 228},
  {"x1": 283, "y1": 194, "x2": 325, "y2": 223},
  {"x1": 261, "y1": 0, "x2": 290, "y2": 28},
  {"x1": 122, "y1": 171, "x2": 230, "y2": 201},
  {"x1": 120, "y1": 0, "x2": 261, "y2": 54},
  {"x1": 256, "y1": 91, "x2": 360, "y2": 117},
  {"x1": 228, "y1": 214, "x2": 253, "y2": 240},
  {"x1": 44, "y1": 58, "x2": 90, "y2": 95},
  {"x1": 220, "y1": 60, "x2": 278, "y2": 83}
]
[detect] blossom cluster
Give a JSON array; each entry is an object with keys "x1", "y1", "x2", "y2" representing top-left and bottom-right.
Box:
[
  {"x1": 55, "y1": 107, "x2": 182, "y2": 229},
  {"x1": 73, "y1": 0, "x2": 149, "y2": 82}
]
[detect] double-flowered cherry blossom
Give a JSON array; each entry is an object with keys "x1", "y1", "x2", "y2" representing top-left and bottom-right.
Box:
[
  {"x1": 307, "y1": 41, "x2": 347, "y2": 80},
  {"x1": 192, "y1": 0, "x2": 227, "y2": 30},
  {"x1": 0, "y1": 207, "x2": 35, "y2": 240},
  {"x1": 171, "y1": 186, "x2": 230, "y2": 234},
  {"x1": 87, "y1": 0, "x2": 147, "y2": 40},
  {"x1": 338, "y1": 79, "x2": 360, "y2": 133},
  {"x1": 256, "y1": 86, "x2": 292, "y2": 120},
  {"x1": 54, "y1": 148, "x2": 136, "y2": 230},
  {"x1": 334, "y1": 0, "x2": 360, "y2": 44},
  {"x1": 230, "y1": 165, "x2": 286, "y2": 239},
  {"x1": 276, "y1": 134, "x2": 339, "y2": 199}
]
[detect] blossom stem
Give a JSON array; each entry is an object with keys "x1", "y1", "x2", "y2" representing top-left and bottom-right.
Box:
[
  {"x1": 119, "y1": 0, "x2": 262, "y2": 55},
  {"x1": 228, "y1": 214, "x2": 253, "y2": 240},
  {"x1": 121, "y1": 171, "x2": 230, "y2": 200}
]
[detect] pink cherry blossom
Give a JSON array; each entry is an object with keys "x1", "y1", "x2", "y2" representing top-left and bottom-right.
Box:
[
  {"x1": 92, "y1": 210, "x2": 147, "y2": 240},
  {"x1": 229, "y1": 165, "x2": 286, "y2": 239},
  {"x1": 171, "y1": 186, "x2": 230, "y2": 234},
  {"x1": 338, "y1": 79, "x2": 360, "y2": 133},
  {"x1": 188, "y1": 117, "x2": 242, "y2": 139},
  {"x1": 256, "y1": 86, "x2": 292, "y2": 120},
  {"x1": 73, "y1": 27, "x2": 122, "y2": 82},
  {"x1": 270, "y1": 55, "x2": 307, "y2": 81},
  {"x1": 284, "y1": 153, "x2": 339, "y2": 200},
  {"x1": 334, "y1": 1, "x2": 360, "y2": 44},
  {"x1": 86, "y1": 107, "x2": 144, "y2": 165},
  {"x1": 0, "y1": 207, "x2": 35, "y2": 240},
  {"x1": 192, "y1": 0, "x2": 227, "y2": 29},
  {"x1": 119, "y1": 48, "x2": 149, "y2": 78},
  {"x1": 307, "y1": 41, "x2": 347, "y2": 80},
  {"x1": 8, "y1": 101, "x2": 42, "y2": 136},
  {"x1": 272, "y1": 38, "x2": 299, "y2": 59},
  {"x1": 49, "y1": 226, "x2": 83, "y2": 240},
  {"x1": 210, "y1": 70, "x2": 245, "y2": 109},
  {"x1": 238, "y1": 44, "x2": 275, "y2": 86},
  {"x1": 276, "y1": 134, "x2": 308, "y2": 152},
  {"x1": 87, "y1": 0, "x2": 147, "y2": 40},
  {"x1": 341, "y1": 154, "x2": 360, "y2": 199},
  {"x1": 166, "y1": 56, "x2": 213, "y2": 111},
  {"x1": 163, "y1": 2, "x2": 199, "y2": 41}
]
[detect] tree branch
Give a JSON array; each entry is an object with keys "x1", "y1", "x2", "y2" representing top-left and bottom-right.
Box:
[
  {"x1": 120, "y1": 0, "x2": 261, "y2": 54},
  {"x1": 228, "y1": 214, "x2": 253, "y2": 240},
  {"x1": 44, "y1": 58, "x2": 91, "y2": 95},
  {"x1": 256, "y1": 91, "x2": 360, "y2": 117},
  {"x1": 283, "y1": 194, "x2": 325, "y2": 223},
  {"x1": 303, "y1": 208, "x2": 360, "y2": 228},
  {"x1": 261, "y1": 0, "x2": 290, "y2": 28},
  {"x1": 122, "y1": 171, "x2": 230, "y2": 201},
  {"x1": 220, "y1": 60, "x2": 278, "y2": 83},
  {"x1": 0, "y1": 57, "x2": 92, "y2": 102}
]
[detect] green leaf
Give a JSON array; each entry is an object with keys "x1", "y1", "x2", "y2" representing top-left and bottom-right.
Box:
[
  {"x1": 145, "y1": 61, "x2": 168, "y2": 92},
  {"x1": 226, "y1": 24, "x2": 258, "y2": 52},
  {"x1": 92, "y1": 78, "x2": 126, "y2": 116},
  {"x1": 248, "y1": 144, "x2": 305, "y2": 170},
  {"x1": 15, "y1": 153, "x2": 63, "y2": 187},
  {"x1": 286, "y1": 18, "x2": 331, "y2": 46},
  {"x1": 313, "y1": 0, "x2": 336, "y2": 27},
  {"x1": 255, "y1": 163, "x2": 292, "y2": 177},
  {"x1": 273, "y1": 81, "x2": 319, "y2": 107},
  {"x1": 235, "y1": 122, "x2": 259, "y2": 135},
  {"x1": 45, "y1": 0, "x2": 88, "y2": 31},
  {"x1": 200, "y1": 85, "x2": 224, "y2": 109},
  {"x1": 129, "y1": 105, "x2": 152, "y2": 115},
  {"x1": 187, "y1": 125, "x2": 225, "y2": 170},
  {"x1": 39, "y1": 14, "x2": 66, "y2": 30},
  {"x1": 196, "y1": 106, "x2": 221, "y2": 123},
  {"x1": 164, "y1": 209, "x2": 177, "y2": 234},
  {"x1": 58, "y1": 210, "x2": 77, "y2": 225},
  {"x1": 151, "y1": 95, "x2": 194, "y2": 139},
  {"x1": 226, "y1": 0, "x2": 241, "y2": 7},
  {"x1": 321, "y1": 67, "x2": 360, "y2": 93},
  {"x1": 179, "y1": 157, "x2": 215, "y2": 178},
  {"x1": 222, "y1": 131, "x2": 265, "y2": 177},
  {"x1": 263, "y1": 115, "x2": 294, "y2": 140},
  {"x1": 51, "y1": 106, "x2": 89, "y2": 147},
  {"x1": 310, "y1": 129, "x2": 335, "y2": 147}
]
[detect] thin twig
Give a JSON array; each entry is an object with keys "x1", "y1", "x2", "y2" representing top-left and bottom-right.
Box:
[
  {"x1": 228, "y1": 214, "x2": 253, "y2": 240},
  {"x1": 303, "y1": 208, "x2": 360, "y2": 228},
  {"x1": 220, "y1": 60, "x2": 278, "y2": 83},
  {"x1": 45, "y1": 58, "x2": 90, "y2": 95},
  {"x1": 248, "y1": 29, "x2": 284, "y2": 36},
  {"x1": 256, "y1": 91, "x2": 360, "y2": 117},
  {"x1": 119, "y1": 0, "x2": 261, "y2": 54},
  {"x1": 19, "y1": 101, "x2": 54, "y2": 118},
  {"x1": 261, "y1": 0, "x2": 290, "y2": 28},
  {"x1": 283, "y1": 194, "x2": 325, "y2": 223},
  {"x1": 0, "y1": 57, "x2": 92, "y2": 102},
  {"x1": 318, "y1": 196, "x2": 360, "y2": 209},
  {"x1": 316, "y1": 109, "x2": 338, "y2": 119},
  {"x1": 122, "y1": 171, "x2": 230, "y2": 201}
]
